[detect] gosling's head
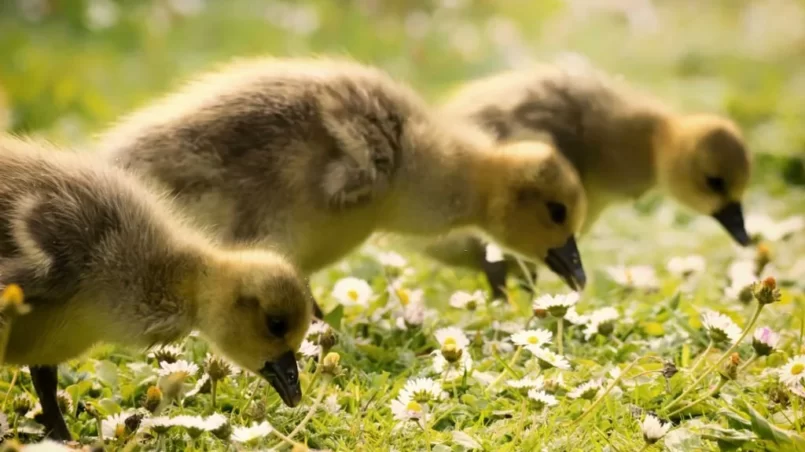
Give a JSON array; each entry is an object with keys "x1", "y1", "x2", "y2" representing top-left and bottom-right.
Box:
[
  {"x1": 660, "y1": 114, "x2": 752, "y2": 246},
  {"x1": 197, "y1": 250, "x2": 313, "y2": 407},
  {"x1": 481, "y1": 140, "x2": 587, "y2": 290}
]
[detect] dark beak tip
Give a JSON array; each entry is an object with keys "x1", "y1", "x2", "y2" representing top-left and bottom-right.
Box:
[{"x1": 260, "y1": 351, "x2": 302, "y2": 407}]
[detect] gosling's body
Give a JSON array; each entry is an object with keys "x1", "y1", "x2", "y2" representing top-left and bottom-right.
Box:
[
  {"x1": 98, "y1": 57, "x2": 588, "y2": 290},
  {"x1": 0, "y1": 136, "x2": 312, "y2": 439},
  {"x1": 424, "y1": 61, "x2": 752, "y2": 292}
]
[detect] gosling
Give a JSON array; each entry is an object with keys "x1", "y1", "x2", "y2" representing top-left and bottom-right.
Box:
[
  {"x1": 424, "y1": 60, "x2": 752, "y2": 296},
  {"x1": 0, "y1": 136, "x2": 313, "y2": 441},
  {"x1": 96, "y1": 57, "x2": 588, "y2": 295}
]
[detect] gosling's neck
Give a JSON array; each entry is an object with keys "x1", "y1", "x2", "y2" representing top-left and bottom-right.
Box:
[{"x1": 378, "y1": 120, "x2": 491, "y2": 236}]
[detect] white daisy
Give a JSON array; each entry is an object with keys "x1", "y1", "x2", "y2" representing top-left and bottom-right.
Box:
[
  {"x1": 140, "y1": 416, "x2": 175, "y2": 433},
  {"x1": 532, "y1": 292, "x2": 579, "y2": 318},
  {"x1": 583, "y1": 307, "x2": 620, "y2": 340},
  {"x1": 752, "y1": 326, "x2": 780, "y2": 357},
  {"x1": 666, "y1": 255, "x2": 706, "y2": 278},
  {"x1": 305, "y1": 319, "x2": 331, "y2": 338},
  {"x1": 701, "y1": 310, "x2": 742, "y2": 344},
  {"x1": 527, "y1": 389, "x2": 558, "y2": 408},
  {"x1": 232, "y1": 421, "x2": 273, "y2": 443},
  {"x1": 510, "y1": 329, "x2": 552, "y2": 348},
  {"x1": 147, "y1": 344, "x2": 184, "y2": 361},
  {"x1": 641, "y1": 414, "x2": 672, "y2": 444},
  {"x1": 376, "y1": 250, "x2": 408, "y2": 268},
  {"x1": 434, "y1": 326, "x2": 470, "y2": 351},
  {"x1": 324, "y1": 394, "x2": 341, "y2": 414},
  {"x1": 567, "y1": 379, "x2": 603, "y2": 400},
  {"x1": 507, "y1": 375, "x2": 544, "y2": 389},
  {"x1": 789, "y1": 381, "x2": 805, "y2": 399},
  {"x1": 778, "y1": 355, "x2": 805, "y2": 386},
  {"x1": 171, "y1": 415, "x2": 208, "y2": 436},
  {"x1": 390, "y1": 398, "x2": 425, "y2": 424},
  {"x1": 16, "y1": 440, "x2": 72, "y2": 451},
  {"x1": 492, "y1": 321, "x2": 523, "y2": 334},
  {"x1": 184, "y1": 374, "x2": 210, "y2": 398},
  {"x1": 532, "y1": 348, "x2": 571, "y2": 370},
  {"x1": 432, "y1": 350, "x2": 473, "y2": 381},
  {"x1": 102, "y1": 412, "x2": 136, "y2": 439},
  {"x1": 564, "y1": 306, "x2": 589, "y2": 326},
  {"x1": 746, "y1": 214, "x2": 804, "y2": 241},
  {"x1": 401, "y1": 291, "x2": 426, "y2": 327},
  {"x1": 449, "y1": 290, "x2": 485, "y2": 310},
  {"x1": 299, "y1": 339, "x2": 322, "y2": 358},
  {"x1": 203, "y1": 413, "x2": 228, "y2": 431},
  {"x1": 483, "y1": 339, "x2": 514, "y2": 356},
  {"x1": 605, "y1": 265, "x2": 659, "y2": 290},
  {"x1": 485, "y1": 243, "x2": 504, "y2": 263},
  {"x1": 332, "y1": 277, "x2": 373, "y2": 307},
  {"x1": 398, "y1": 377, "x2": 445, "y2": 404},
  {"x1": 158, "y1": 360, "x2": 199, "y2": 378}
]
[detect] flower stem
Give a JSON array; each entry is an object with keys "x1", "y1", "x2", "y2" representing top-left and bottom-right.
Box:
[
  {"x1": 288, "y1": 375, "x2": 331, "y2": 441},
  {"x1": 2, "y1": 368, "x2": 18, "y2": 410},
  {"x1": 488, "y1": 347, "x2": 523, "y2": 391},
  {"x1": 556, "y1": 318, "x2": 564, "y2": 356},
  {"x1": 662, "y1": 303, "x2": 764, "y2": 413},
  {"x1": 666, "y1": 377, "x2": 727, "y2": 418},
  {"x1": 571, "y1": 356, "x2": 647, "y2": 427},
  {"x1": 210, "y1": 379, "x2": 217, "y2": 410},
  {"x1": 738, "y1": 353, "x2": 758, "y2": 373},
  {"x1": 422, "y1": 408, "x2": 432, "y2": 452},
  {"x1": 515, "y1": 258, "x2": 536, "y2": 293},
  {"x1": 0, "y1": 317, "x2": 14, "y2": 366},
  {"x1": 689, "y1": 341, "x2": 713, "y2": 373}
]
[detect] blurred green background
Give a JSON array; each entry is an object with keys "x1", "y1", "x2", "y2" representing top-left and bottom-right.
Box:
[{"x1": 1, "y1": 0, "x2": 804, "y2": 186}]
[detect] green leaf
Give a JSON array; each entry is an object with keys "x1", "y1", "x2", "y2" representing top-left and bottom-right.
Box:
[
  {"x1": 324, "y1": 304, "x2": 344, "y2": 329},
  {"x1": 727, "y1": 402, "x2": 805, "y2": 451},
  {"x1": 641, "y1": 321, "x2": 665, "y2": 336},
  {"x1": 94, "y1": 360, "x2": 118, "y2": 388}
]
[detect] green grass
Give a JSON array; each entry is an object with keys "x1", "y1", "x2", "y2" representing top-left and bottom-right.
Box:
[{"x1": 1, "y1": 1, "x2": 805, "y2": 451}]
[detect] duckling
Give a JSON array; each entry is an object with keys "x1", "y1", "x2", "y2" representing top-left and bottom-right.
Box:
[
  {"x1": 424, "y1": 60, "x2": 752, "y2": 296},
  {"x1": 96, "y1": 57, "x2": 588, "y2": 295},
  {"x1": 0, "y1": 136, "x2": 313, "y2": 440}
]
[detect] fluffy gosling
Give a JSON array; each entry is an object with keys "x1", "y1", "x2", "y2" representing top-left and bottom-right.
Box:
[
  {"x1": 0, "y1": 136, "x2": 313, "y2": 440},
  {"x1": 426, "y1": 60, "x2": 752, "y2": 295},
  {"x1": 96, "y1": 57, "x2": 588, "y2": 293}
]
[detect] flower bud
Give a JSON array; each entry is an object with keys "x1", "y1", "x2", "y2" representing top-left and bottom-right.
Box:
[
  {"x1": 661, "y1": 361, "x2": 678, "y2": 379},
  {"x1": 441, "y1": 342, "x2": 463, "y2": 363},
  {"x1": 755, "y1": 244, "x2": 771, "y2": 276},
  {"x1": 12, "y1": 395, "x2": 32, "y2": 417},
  {"x1": 322, "y1": 352, "x2": 341, "y2": 376},
  {"x1": 144, "y1": 386, "x2": 162, "y2": 413},
  {"x1": 205, "y1": 354, "x2": 232, "y2": 382},
  {"x1": 721, "y1": 353, "x2": 740, "y2": 381},
  {"x1": 753, "y1": 276, "x2": 781, "y2": 305}
]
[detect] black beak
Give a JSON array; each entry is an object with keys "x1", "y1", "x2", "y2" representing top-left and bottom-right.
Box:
[
  {"x1": 259, "y1": 350, "x2": 302, "y2": 407},
  {"x1": 544, "y1": 236, "x2": 586, "y2": 291},
  {"x1": 712, "y1": 202, "x2": 750, "y2": 246}
]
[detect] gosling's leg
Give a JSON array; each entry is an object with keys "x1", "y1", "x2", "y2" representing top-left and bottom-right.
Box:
[
  {"x1": 30, "y1": 365, "x2": 72, "y2": 441},
  {"x1": 481, "y1": 257, "x2": 508, "y2": 301}
]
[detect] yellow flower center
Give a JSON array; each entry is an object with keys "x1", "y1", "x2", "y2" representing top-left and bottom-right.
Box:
[
  {"x1": 406, "y1": 401, "x2": 423, "y2": 413},
  {"x1": 792, "y1": 363, "x2": 804, "y2": 376},
  {"x1": 397, "y1": 289, "x2": 410, "y2": 306},
  {"x1": 527, "y1": 336, "x2": 539, "y2": 344},
  {"x1": 347, "y1": 289, "x2": 359, "y2": 301},
  {"x1": 625, "y1": 270, "x2": 633, "y2": 284},
  {"x1": 444, "y1": 337, "x2": 457, "y2": 347},
  {"x1": 114, "y1": 423, "x2": 126, "y2": 439}
]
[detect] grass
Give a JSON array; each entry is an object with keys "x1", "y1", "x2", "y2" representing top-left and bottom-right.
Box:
[{"x1": 1, "y1": 1, "x2": 805, "y2": 451}]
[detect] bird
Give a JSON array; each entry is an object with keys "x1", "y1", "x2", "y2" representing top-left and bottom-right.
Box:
[
  {"x1": 96, "y1": 57, "x2": 589, "y2": 307},
  {"x1": 0, "y1": 135, "x2": 313, "y2": 441},
  {"x1": 421, "y1": 58, "x2": 752, "y2": 297}
]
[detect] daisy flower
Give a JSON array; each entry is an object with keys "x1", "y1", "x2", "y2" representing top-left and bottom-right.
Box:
[
  {"x1": 778, "y1": 355, "x2": 805, "y2": 386},
  {"x1": 298, "y1": 339, "x2": 322, "y2": 358},
  {"x1": 605, "y1": 265, "x2": 659, "y2": 290},
  {"x1": 432, "y1": 350, "x2": 473, "y2": 381},
  {"x1": 483, "y1": 339, "x2": 514, "y2": 356},
  {"x1": 666, "y1": 255, "x2": 706, "y2": 278},
  {"x1": 507, "y1": 375, "x2": 544, "y2": 390},
  {"x1": 184, "y1": 374, "x2": 210, "y2": 398},
  {"x1": 102, "y1": 412, "x2": 136, "y2": 440},
  {"x1": 147, "y1": 344, "x2": 184, "y2": 363},
  {"x1": 583, "y1": 307, "x2": 619, "y2": 340},
  {"x1": 752, "y1": 326, "x2": 780, "y2": 357},
  {"x1": 232, "y1": 421, "x2": 273, "y2": 443},
  {"x1": 332, "y1": 277, "x2": 373, "y2": 307},
  {"x1": 485, "y1": 243, "x2": 504, "y2": 263},
  {"x1": 746, "y1": 214, "x2": 804, "y2": 241},
  {"x1": 401, "y1": 290, "x2": 426, "y2": 327},
  {"x1": 139, "y1": 416, "x2": 174, "y2": 435},
  {"x1": 158, "y1": 360, "x2": 199, "y2": 378},
  {"x1": 532, "y1": 292, "x2": 579, "y2": 318},
  {"x1": 171, "y1": 415, "x2": 208, "y2": 437},
  {"x1": 532, "y1": 348, "x2": 571, "y2": 370},
  {"x1": 305, "y1": 319, "x2": 331, "y2": 338},
  {"x1": 568, "y1": 379, "x2": 603, "y2": 400},
  {"x1": 449, "y1": 290, "x2": 485, "y2": 310},
  {"x1": 492, "y1": 320, "x2": 522, "y2": 334},
  {"x1": 641, "y1": 414, "x2": 672, "y2": 444},
  {"x1": 527, "y1": 389, "x2": 558, "y2": 408},
  {"x1": 701, "y1": 310, "x2": 742, "y2": 345},
  {"x1": 434, "y1": 326, "x2": 470, "y2": 351},
  {"x1": 324, "y1": 394, "x2": 341, "y2": 414},
  {"x1": 398, "y1": 377, "x2": 445, "y2": 404},
  {"x1": 376, "y1": 250, "x2": 408, "y2": 268},
  {"x1": 511, "y1": 329, "x2": 553, "y2": 349},
  {"x1": 564, "y1": 306, "x2": 589, "y2": 326},
  {"x1": 390, "y1": 398, "x2": 425, "y2": 424}
]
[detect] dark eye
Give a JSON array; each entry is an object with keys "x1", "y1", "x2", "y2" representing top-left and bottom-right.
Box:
[
  {"x1": 266, "y1": 316, "x2": 288, "y2": 337},
  {"x1": 546, "y1": 201, "x2": 567, "y2": 224},
  {"x1": 706, "y1": 176, "x2": 726, "y2": 194}
]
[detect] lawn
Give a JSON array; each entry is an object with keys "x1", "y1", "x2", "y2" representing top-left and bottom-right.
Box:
[{"x1": 1, "y1": 1, "x2": 804, "y2": 451}]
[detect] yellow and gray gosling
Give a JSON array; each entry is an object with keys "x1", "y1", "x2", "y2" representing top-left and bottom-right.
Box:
[
  {"x1": 426, "y1": 61, "x2": 752, "y2": 296},
  {"x1": 0, "y1": 136, "x2": 313, "y2": 440},
  {"x1": 97, "y1": 57, "x2": 588, "y2": 301}
]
